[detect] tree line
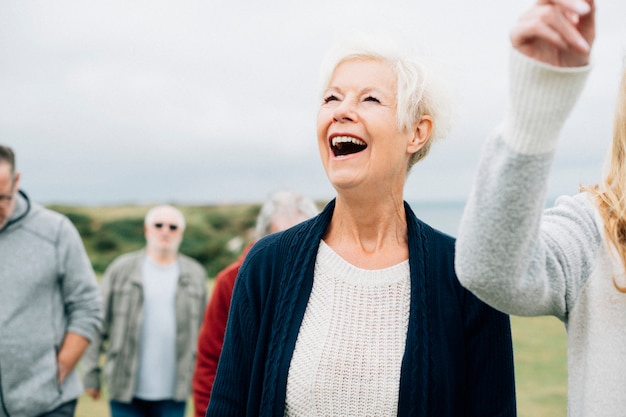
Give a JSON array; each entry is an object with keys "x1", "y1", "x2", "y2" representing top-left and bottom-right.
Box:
[{"x1": 49, "y1": 203, "x2": 262, "y2": 278}]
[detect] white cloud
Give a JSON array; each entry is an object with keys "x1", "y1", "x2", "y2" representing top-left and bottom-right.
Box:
[{"x1": 1, "y1": 0, "x2": 624, "y2": 204}]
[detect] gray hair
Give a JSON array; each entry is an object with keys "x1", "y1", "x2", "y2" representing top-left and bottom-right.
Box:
[
  {"x1": 254, "y1": 190, "x2": 319, "y2": 239},
  {"x1": 317, "y1": 31, "x2": 455, "y2": 171},
  {"x1": 144, "y1": 205, "x2": 186, "y2": 230}
]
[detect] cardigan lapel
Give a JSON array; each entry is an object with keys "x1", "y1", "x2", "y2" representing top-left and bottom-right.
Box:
[
  {"x1": 398, "y1": 202, "x2": 431, "y2": 417},
  {"x1": 260, "y1": 200, "x2": 433, "y2": 417}
]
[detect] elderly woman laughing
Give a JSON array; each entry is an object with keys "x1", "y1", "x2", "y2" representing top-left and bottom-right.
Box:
[{"x1": 205, "y1": 32, "x2": 516, "y2": 417}]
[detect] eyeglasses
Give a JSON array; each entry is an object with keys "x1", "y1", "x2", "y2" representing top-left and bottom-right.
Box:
[{"x1": 153, "y1": 223, "x2": 179, "y2": 231}]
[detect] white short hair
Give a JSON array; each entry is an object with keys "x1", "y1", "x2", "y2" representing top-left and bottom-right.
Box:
[
  {"x1": 144, "y1": 205, "x2": 186, "y2": 230},
  {"x1": 318, "y1": 31, "x2": 456, "y2": 170}
]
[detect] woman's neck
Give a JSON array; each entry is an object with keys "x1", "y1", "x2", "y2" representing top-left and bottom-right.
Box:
[{"x1": 324, "y1": 195, "x2": 409, "y2": 269}]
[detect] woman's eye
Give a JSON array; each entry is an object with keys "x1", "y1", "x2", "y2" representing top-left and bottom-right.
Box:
[
  {"x1": 364, "y1": 96, "x2": 380, "y2": 103},
  {"x1": 323, "y1": 95, "x2": 339, "y2": 103}
]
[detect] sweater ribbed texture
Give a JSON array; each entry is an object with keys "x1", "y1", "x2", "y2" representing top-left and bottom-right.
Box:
[
  {"x1": 503, "y1": 50, "x2": 590, "y2": 154},
  {"x1": 285, "y1": 241, "x2": 410, "y2": 416}
]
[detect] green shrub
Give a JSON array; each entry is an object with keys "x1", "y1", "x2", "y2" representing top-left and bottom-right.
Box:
[
  {"x1": 93, "y1": 233, "x2": 118, "y2": 252},
  {"x1": 52, "y1": 204, "x2": 261, "y2": 278},
  {"x1": 100, "y1": 218, "x2": 145, "y2": 245},
  {"x1": 64, "y1": 212, "x2": 94, "y2": 237}
]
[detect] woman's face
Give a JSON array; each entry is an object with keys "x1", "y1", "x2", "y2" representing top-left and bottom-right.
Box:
[{"x1": 317, "y1": 58, "x2": 424, "y2": 194}]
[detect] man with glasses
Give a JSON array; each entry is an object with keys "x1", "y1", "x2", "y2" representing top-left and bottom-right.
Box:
[
  {"x1": 0, "y1": 145, "x2": 102, "y2": 417},
  {"x1": 83, "y1": 205, "x2": 207, "y2": 417}
]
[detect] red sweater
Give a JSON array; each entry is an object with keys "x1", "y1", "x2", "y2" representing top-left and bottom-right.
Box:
[{"x1": 192, "y1": 243, "x2": 253, "y2": 417}]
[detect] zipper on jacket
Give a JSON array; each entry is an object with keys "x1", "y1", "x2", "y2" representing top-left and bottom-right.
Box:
[
  {"x1": 54, "y1": 345, "x2": 62, "y2": 395},
  {"x1": 0, "y1": 365, "x2": 11, "y2": 417}
]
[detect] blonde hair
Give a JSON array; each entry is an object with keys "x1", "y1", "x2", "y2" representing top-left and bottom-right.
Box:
[{"x1": 583, "y1": 66, "x2": 626, "y2": 291}]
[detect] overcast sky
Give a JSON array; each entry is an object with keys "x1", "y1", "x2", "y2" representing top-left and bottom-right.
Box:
[{"x1": 2, "y1": 0, "x2": 624, "y2": 206}]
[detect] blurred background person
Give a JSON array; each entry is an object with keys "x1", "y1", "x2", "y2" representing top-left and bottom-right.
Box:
[
  {"x1": 192, "y1": 190, "x2": 319, "y2": 417},
  {"x1": 82, "y1": 205, "x2": 207, "y2": 417},
  {"x1": 0, "y1": 144, "x2": 102, "y2": 417},
  {"x1": 206, "y1": 23, "x2": 516, "y2": 416}
]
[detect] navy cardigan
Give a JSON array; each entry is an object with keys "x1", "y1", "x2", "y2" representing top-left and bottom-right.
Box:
[{"x1": 207, "y1": 200, "x2": 516, "y2": 416}]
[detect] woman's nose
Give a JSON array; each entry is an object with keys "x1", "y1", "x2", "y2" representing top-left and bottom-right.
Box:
[{"x1": 332, "y1": 99, "x2": 356, "y2": 123}]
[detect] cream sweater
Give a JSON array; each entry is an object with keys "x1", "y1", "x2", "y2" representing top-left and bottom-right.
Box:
[
  {"x1": 456, "y1": 50, "x2": 626, "y2": 417},
  {"x1": 285, "y1": 241, "x2": 410, "y2": 416}
]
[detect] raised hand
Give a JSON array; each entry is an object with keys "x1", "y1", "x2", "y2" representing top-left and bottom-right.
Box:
[{"x1": 511, "y1": 0, "x2": 595, "y2": 67}]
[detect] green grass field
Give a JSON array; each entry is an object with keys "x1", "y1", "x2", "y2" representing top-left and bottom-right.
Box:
[
  {"x1": 511, "y1": 315, "x2": 568, "y2": 416},
  {"x1": 74, "y1": 315, "x2": 568, "y2": 417}
]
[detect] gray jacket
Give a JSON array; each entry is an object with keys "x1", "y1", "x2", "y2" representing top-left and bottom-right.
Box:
[
  {"x1": 0, "y1": 191, "x2": 102, "y2": 417},
  {"x1": 82, "y1": 249, "x2": 207, "y2": 402}
]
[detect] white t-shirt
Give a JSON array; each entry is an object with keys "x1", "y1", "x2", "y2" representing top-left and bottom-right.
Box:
[{"x1": 134, "y1": 256, "x2": 179, "y2": 400}]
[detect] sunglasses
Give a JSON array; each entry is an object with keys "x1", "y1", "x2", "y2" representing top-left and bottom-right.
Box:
[{"x1": 154, "y1": 223, "x2": 179, "y2": 231}]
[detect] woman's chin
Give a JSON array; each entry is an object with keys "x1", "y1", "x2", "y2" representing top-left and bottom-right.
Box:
[{"x1": 327, "y1": 175, "x2": 365, "y2": 194}]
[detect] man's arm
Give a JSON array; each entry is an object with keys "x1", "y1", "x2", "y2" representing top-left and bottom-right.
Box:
[
  {"x1": 53, "y1": 214, "x2": 103, "y2": 392},
  {"x1": 82, "y1": 260, "x2": 117, "y2": 399},
  {"x1": 193, "y1": 265, "x2": 238, "y2": 417},
  {"x1": 57, "y1": 332, "x2": 90, "y2": 384},
  {"x1": 58, "y1": 216, "x2": 102, "y2": 341}
]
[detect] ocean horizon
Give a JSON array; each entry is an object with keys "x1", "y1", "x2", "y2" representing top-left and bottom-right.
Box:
[{"x1": 408, "y1": 200, "x2": 466, "y2": 237}]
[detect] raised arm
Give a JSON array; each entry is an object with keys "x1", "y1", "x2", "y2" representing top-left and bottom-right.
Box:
[
  {"x1": 511, "y1": 0, "x2": 594, "y2": 67},
  {"x1": 455, "y1": 0, "x2": 596, "y2": 319}
]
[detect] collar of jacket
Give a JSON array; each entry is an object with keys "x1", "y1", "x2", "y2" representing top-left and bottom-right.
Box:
[{"x1": 0, "y1": 189, "x2": 31, "y2": 233}]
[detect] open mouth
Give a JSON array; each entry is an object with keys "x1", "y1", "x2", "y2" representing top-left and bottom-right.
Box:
[{"x1": 331, "y1": 136, "x2": 367, "y2": 157}]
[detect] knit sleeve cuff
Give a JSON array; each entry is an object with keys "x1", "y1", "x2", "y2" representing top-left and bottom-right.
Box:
[{"x1": 502, "y1": 49, "x2": 591, "y2": 155}]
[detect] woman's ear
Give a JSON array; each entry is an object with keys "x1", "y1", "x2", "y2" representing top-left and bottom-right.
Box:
[{"x1": 407, "y1": 115, "x2": 433, "y2": 154}]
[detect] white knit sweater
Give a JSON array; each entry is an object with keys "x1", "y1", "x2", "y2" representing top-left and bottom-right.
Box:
[
  {"x1": 456, "y1": 50, "x2": 626, "y2": 417},
  {"x1": 285, "y1": 240, "x2": 410, "y2": 417}
]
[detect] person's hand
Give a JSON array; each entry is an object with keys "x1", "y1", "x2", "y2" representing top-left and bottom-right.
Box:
[
  {"x1": 511, "y1": 0, "x2": 595, "y2": 67},
  {"x1": 84, "y1": 388, "x2": 101, "y2": 400},
  {"x1": 57, "y1": 361, "x2": 71, "y2": 385}
]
